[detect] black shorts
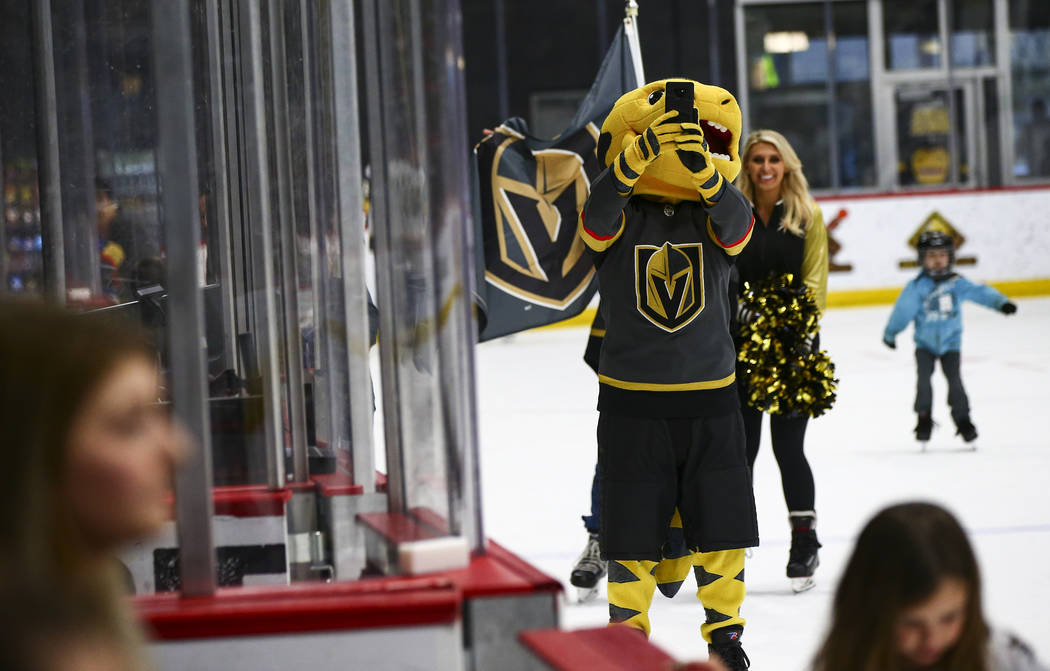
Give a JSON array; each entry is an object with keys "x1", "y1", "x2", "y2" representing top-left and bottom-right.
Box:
[{"x1": 598, "y1": 411, "x2": 759, "y2": 560}]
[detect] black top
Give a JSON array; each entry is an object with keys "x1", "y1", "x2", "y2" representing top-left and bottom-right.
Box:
[{"x1": 734, "y1": 201, "x2": 805, "y2": 292}]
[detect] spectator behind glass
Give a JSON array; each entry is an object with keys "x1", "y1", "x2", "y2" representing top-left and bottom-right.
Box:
[
  {"x1": 95, "y1": 178, "x2": 160, "y2": 301},
  {"x1": 811, "y1": 502, "x2": 1047, "y2": 671},
  {"x1": 0, "y1": 298, "x2": 188, "y2": 670}
]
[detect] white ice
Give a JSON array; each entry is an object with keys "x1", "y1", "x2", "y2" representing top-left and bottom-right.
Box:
[{"x1": 475, "y1": 297, "x2": 1050, "y2": 669}]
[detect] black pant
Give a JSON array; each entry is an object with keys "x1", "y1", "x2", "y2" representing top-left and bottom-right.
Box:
[
  {"x1": 914, "y1": 348, "x2": 970, "y2": 420},
  {"x1": 597, "y1": 411, "x2": 758, "y2": 560},
  {"x1": 739, "y1": 393, "x2": 815, "y2": 513}
]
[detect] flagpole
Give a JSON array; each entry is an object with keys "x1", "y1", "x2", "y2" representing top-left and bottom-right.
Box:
[{"x1": 623, "y1": 0, "x2": 645, "y2": 85}]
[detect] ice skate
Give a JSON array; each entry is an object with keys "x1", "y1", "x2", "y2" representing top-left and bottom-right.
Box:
[
  {"x1": 953, "y1": 415, "x2": 978, "y2": 448},
  {"x1": 708, "y1": 625, "x2": 750, "y2": 670},
  {"x1": 914, "y1": 412, "x2": 933, "y2": 449},
  {"x1": 569, "y1": 532, "x2": 606, "y2": 604},
  {"x1": 787, "y1": 513, "x2": 821, "y2": 593}
]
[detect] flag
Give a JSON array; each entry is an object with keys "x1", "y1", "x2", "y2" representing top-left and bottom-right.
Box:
[{"x1": 472, "y1": 25, "x2": 638, "y2": 341}]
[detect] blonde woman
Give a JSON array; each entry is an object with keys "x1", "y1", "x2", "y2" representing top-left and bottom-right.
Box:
[
  {"x1": 733, "y1": 129, "x2": 829, "y2": 591},
  {"x1": 0, "y1": 299, "x2": 188, "y2": 670}
]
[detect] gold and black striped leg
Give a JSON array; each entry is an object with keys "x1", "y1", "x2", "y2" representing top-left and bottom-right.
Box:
[
  {"x1": 607, "y1": 559, "x2": 659, "y2": 636},
  {"x1": 692, "y1": 548, "x2": 747, "y2": 643},
  {"x1": 653, "y1": 510, "x2": 692, "y2": 598}
]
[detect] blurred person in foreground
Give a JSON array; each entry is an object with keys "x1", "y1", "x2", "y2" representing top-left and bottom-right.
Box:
[
  {"x1": 0, "y1": 581, "x2": 138, "y2": 671},
  {"x1": 95, "y1": 179, "x2": 159, "y2": 302},
  {"x1": 812, "y1": 502, "x2": 1047, "y2": 671},
  {"x1": 0, "y1": 298, "x2": 189, "y2": 670}
]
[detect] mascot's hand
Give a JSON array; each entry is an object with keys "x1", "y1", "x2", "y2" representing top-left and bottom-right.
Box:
[
  {"x1": 611, "y1": 111, "x2": 681, "y2": 195},
  {"x1": 673, "y1": 122, "x2": 724, "y2": 204}
]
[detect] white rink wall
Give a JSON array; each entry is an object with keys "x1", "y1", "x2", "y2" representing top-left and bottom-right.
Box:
[{"x1": 818, "y1": 186, "x2": 1050, "y2": 291}]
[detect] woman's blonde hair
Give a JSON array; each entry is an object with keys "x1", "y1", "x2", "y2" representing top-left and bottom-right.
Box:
[{"x1": 735, "y1": 129, "x2": 815, "y2": 236}]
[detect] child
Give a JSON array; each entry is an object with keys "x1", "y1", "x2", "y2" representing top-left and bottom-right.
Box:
[
  {"x1": 811, "y1": 502, "x2": 1047, "y2": 671},
  {"x1": 578, "y1": 78, "x2": 757, "y2": 670},
  {"x1": 882, "y1": 230, "x2": 1017, "y2": 442}
]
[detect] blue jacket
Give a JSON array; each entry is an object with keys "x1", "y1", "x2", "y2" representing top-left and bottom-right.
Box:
[{"x1": 883, "y1": 272, "x2": 1008, "y2": 355}]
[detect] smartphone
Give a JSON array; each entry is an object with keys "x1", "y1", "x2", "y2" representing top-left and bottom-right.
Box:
[{"x1": 664, "y1": 81, "x2": 695, "y2": 123}]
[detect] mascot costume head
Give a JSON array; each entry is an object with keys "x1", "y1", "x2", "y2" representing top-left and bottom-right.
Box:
[{"x1": 597, "y1": 78, "x2": 742, "y2": 203}]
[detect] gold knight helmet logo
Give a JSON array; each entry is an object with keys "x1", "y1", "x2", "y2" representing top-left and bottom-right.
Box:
[
  {"x1": 635, "y1": 242, "x2": 705, "y2": 332},
  {"x1": 485, "y1": 124, "x2": 601, "y2": 309}
]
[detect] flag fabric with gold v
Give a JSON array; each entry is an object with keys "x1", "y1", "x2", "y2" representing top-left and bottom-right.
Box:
[{"x1": 472, "y1": 25, "x2": 637, "y2": 341}]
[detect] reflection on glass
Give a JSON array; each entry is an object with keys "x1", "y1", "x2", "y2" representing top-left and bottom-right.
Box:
[
  {"x1": 951, "y1": 0, "x2": 995, "y2": 67},
  {"x1": 1, "y1": 0, "x2": 42, "y2": 295},
  {"x1": 745, "y1": 1, "x2": 874, "y2": 189},
  {"x1": 745, "y1": 3, "x2": 830, "y2": 187},
  {"x1": 895, "y1": 87, "x2": 968, "y2": 186},
  {"x1": 834, "y1": 1, "x2": 874, "y2": 188},
  {"x1": 884, "y1": 0, "x2": 941, "y2": 70},
  {"x1": 1010, "y1": 6, "x2": 1050, "y2": 178}
]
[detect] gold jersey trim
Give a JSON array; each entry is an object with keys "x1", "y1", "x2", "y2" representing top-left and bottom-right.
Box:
[{"x1": 598, "y1": 371, "x2": 735, "y2": 391}]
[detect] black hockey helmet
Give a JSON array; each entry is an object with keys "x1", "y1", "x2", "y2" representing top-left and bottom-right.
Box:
[{"x1": 917, "y1": 230, "x2": 955, "y2": 278}]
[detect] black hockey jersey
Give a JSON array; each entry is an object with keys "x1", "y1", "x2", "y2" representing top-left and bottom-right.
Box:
[{"x1": 578, "y1": 171, "x2": 753, "y2": 418}]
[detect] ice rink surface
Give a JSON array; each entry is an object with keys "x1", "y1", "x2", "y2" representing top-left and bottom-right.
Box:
[{"x1": 475, "y1": 296, "x2": 1050, "y2": 668}]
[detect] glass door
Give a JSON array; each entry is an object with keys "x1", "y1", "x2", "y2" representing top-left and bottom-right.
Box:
[{"x1": 892, "y1": 80, "x2": 979, "y2": 188}]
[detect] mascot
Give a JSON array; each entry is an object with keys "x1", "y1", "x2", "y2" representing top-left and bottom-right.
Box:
[{"x1": 577, "y1": 79, "x2": 756, "y2": 670}]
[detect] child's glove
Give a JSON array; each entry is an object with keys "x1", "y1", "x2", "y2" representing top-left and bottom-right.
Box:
[
  {"x1": 882, "y1": 336, "x2": 896, "y2": 350},
  {"x1": 673, "y1": 122, "x2": 724, "y2": 203},
  {"x1": 1001, "y1": 301, "x2": 1017, "y2": 315},
  {"x1": 611, "y1": 111, "x2": 681, "y2": 195}
]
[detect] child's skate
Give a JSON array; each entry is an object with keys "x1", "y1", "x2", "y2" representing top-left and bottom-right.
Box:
[
  {"x1": 569, "y1": 532, "x2": 606, "y2": 603},
  {"x1": 915, "y1": 412, "x2": 933, "y2": 450},
  {"x1": 787, "y1": 513, "x2": 821, "y2": 593}
]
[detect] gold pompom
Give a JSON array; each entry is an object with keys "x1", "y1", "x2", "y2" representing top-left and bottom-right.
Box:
[{"x1": 736, "y1": 274, "x2": 838, "y2": 417}]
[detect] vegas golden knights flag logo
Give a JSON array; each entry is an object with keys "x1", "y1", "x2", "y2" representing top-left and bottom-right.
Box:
[
  {"x1": 635, "y1": 242, "x2": 705, "y2": 332},
  {"x1": 473, "y1": 26, "x2": 638, "y2": 341}
]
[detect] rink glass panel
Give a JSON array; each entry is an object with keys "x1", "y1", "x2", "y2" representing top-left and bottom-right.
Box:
[
  {"x1": 3, "y1": 0, "x2": 481, "y2": 593},
  {"x1": 1010, "y1": 2, "x2": 1050, "y2": 179},
  {"x1": 742, "y1": 1, "x2": 876, "y2": 189},
  {"x1": 361, "y1": 0, "x2": 483, "y2": 547}
]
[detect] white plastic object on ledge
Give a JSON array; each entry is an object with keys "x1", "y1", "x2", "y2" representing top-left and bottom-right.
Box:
[{"x1": 398, "y1": 536, "x2": 470, "y2": 575}]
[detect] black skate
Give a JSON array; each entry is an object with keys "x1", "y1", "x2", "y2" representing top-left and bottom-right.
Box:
[
  {"x1": 915, "y1": 412, "x2": 933, "y2": 446},
  {"x1": 569, "y1": 532, "x2": 606, "y2": 603},
  {"x1": 954, "y1": 415, "x2": 978, "y2": 446},
  {"x1": 787, "y1": 514, "x2": 821, "y2": 593},
  {"x1": 709, "y1": 625, "x2": 750, "y2": 670}
]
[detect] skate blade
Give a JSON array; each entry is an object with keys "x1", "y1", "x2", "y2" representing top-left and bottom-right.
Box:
[
  {"x1": 575, "y1": 586, "x2": 602, "y2": 604},
  {"x1": 791, "y1": 577, "x2": 816, "y2": 593}
]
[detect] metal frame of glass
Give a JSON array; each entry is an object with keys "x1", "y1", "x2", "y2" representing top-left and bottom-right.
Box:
[{"x1": 150, "y1": 0, "x2": 216, "y2": 597}]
